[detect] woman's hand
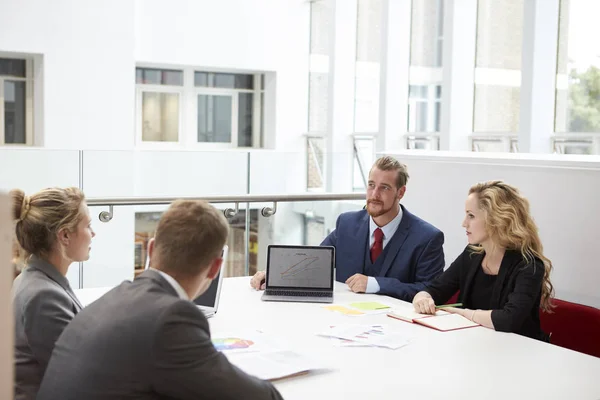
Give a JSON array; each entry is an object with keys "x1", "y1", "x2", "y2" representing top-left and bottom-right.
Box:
[{"x1": 413, "y1": 291, "x2": 436, "y2": 314}]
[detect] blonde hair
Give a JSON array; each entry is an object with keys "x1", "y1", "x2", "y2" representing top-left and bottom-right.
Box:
[
  {"x1": 152, "y1": 200, "x2": 229, "y2": 277},
  {"x1": 468, "y1": 181, "x2": 554, "y2": 311},
  {"x1": 11, "y1": 187, "x2": 86, "y2": 260},
  {"x1": 372, "y1": 156, "x2": 410, "y2": 188}
]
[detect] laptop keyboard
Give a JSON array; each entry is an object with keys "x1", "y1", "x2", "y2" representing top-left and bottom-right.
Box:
[{"x1": 265, "y1": 290, "x2": 332, "y2": 297}]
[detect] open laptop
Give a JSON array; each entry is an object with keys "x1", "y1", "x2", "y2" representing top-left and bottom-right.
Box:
[
  {"x1": 261, "y1": 244, "x2": 334, "y2": 303},
  {"x1": 147, "y1": 244, "x2": 227, "y2": 318},
  {"x1": 192, "y1": 245, "x2": 228, "y2": 318}
]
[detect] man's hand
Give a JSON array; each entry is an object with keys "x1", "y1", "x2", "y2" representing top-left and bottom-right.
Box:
[
  {"x1": 345, "y1": 274, "x2": 368, "y2": 293},
  {"x1": 250, "y1": 271, "x2": 266, "y2": 290}
]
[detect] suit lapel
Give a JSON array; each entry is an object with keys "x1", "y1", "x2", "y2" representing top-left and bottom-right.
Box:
[
  {"x1": 351, "y1": 212, "x2": 370, "y2": 274},
  {"x1": 27, "y1": 256, "x2": 84, "y2": 310},
  {"x1": 379, "y1": 206, "x2": 411, "y2": 277}
]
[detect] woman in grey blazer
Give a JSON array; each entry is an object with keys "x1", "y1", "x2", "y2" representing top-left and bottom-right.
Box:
[{"x1": 11, "y1": 187, "x2": 95, "y2": 400}]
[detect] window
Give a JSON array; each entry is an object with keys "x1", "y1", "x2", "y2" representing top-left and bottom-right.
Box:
[
  {"x1": 473, "y1": 0, "x2": 524, "y2": 133},
  {"x1": 410, "y1": 0, "x2": 444, "y2": 68},
  {"x1": 308, "y1": 0, "x2": 333, "y2": 134},
  {"x1": 408, "y1": 85, "x2": 441, "y2": 132},
  {"x1": 303, "y1": 214, "x2": 325, "y2": 246},
  {"x1": 408, "y1": 0, "x2": 444, "y2": 134},
  {"x1": 136, "y1": 68, "x2": 183, "y2": 143},
  {"x1": 136, "y1": 67, "x2": 264, "y2": 147},
  {"x1": 135, "y1": 209, "x2": 258, "y2": 277},
  {"x1": 555, "y1": 0, "x2": 600, "y2": 134},
  {"x1": 354, "y1": 0, "x2": 383, "y2": 133},
  {"x1": 195, "y1": 72, "x2": 260, "y2": 147},
  {"x1": 0, "y1": 57, "x2": 33, "y2": 146},
  {"x1": 307, "y1": 0, "x2": 333, "y2": 190}
]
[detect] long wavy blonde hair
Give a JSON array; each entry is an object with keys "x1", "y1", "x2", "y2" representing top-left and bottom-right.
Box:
[{"x1": 468, "y1": 181, "x2": 554, "y2": 312}]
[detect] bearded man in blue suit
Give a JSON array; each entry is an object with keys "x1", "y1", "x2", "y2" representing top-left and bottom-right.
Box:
[{"x1": 251, "y1": 156, "x2": 445, "y2": 301}]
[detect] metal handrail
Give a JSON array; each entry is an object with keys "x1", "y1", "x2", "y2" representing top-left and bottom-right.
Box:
[
  {"x1": 87, "y1": 192, "x2": 365, "y2": 207},
  {"x1": 88, "y1": 192, "x2": 366, "y2": 223}
]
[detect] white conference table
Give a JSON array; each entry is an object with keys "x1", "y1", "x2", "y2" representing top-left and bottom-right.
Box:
[{"x1": 76, "y1": 277, "x2": 600, "y2": 400}]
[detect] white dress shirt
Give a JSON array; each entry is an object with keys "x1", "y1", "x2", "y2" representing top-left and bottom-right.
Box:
[
  {"x1": 152, "y1": 268, "x2": 189, "y2": 300},
  {"x1": 365, "y1": 206, "x2": 403, "y2": 293}
]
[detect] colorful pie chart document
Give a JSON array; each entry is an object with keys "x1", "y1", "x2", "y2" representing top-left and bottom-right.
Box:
[{"x1": 212, "y1": 330, "x2": 331, "y2": 381}]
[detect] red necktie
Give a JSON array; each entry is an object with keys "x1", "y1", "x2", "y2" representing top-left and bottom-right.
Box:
[{"x1": 370, "y1": 228, "x2": 384, "y2": 263}]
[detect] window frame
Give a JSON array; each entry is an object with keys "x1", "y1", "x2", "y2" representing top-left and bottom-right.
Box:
[
  {"x1": 194, "y1": 87, "x2": 239, "y2": 149},
  {"x1": 407, "y1": 84, "x2": 441, "y2": 133},
  {"x1": 0, "y1": 58, "x2": 34, "y2": 146},
  {"x1": 135, "y1": 65, "x2": 264, "y2": 149},
  {"x1": 135, "y1": 84, "x2": 184, "y2": 149}
]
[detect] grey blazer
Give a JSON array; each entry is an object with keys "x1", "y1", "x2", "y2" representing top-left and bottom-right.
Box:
[
  {"x1": 37, "y1": 270, "x2": 283, "y2": 400},
  {"x1": 12, "y1": 256, "x2": 82, "y2": 400}
]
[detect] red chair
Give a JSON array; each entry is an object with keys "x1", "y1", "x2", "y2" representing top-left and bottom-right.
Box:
[
  {"x1": 540, "y1": 298, "x2": 600, "y2": 358},
  {"x1": 446, "y1": 291, "x2": 460, "y2": 305}
]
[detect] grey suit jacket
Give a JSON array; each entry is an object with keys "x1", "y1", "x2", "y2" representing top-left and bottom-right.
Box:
[
  {"x1": 12, "y1": 256, "x2": 83, "y2": 400},
  {"x1": 37, "y1": 270, "x2": 284, "y2": 400}
]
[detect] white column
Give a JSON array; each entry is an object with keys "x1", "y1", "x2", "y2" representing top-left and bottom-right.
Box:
[
  {"x1": 377, "y1": 0, "x2": 411, "y2": 153},
  {"x1": 439, "y1": 0, "x2": 478, "y2": 151},
  {"x1": 518, "y1": 0, "x2": 560, "y2": 153},
  {"x1": 0, "y1": 193, "x2": 14, "y2": 399},
  {"x1": 325, "y1": 0, "x2": 358, "y2": 192}
]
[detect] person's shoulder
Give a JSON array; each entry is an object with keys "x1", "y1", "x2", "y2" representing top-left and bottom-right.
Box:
[
  {"x1": 154, "y1": 298, "x2": 210, "y2": 335},
  {"x1": 404, "y1": 208, "x2": 442, "y2": 236},
  {"x1": 337, "y1": 209, "x2": 368, "y2": 223},
  {"x1": 14, "y1": 270, "x2": 68, "y2": 304},
  {"x1": 19, "y1": 283, "x2": 73, "y2": 319},
  {"x1": 508, "y1": 251, "x2": 546, "y2": 278}
]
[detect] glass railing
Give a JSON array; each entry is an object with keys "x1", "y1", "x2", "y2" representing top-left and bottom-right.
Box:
[
  {"x1": 470, "y1": 134, "x2": 518, "y2": 153},
  {"x1": 470, "y1": 134, "x2": 600, "y2": 154},
  {"x1": 404, "y1": 134, "x2": 440, "y2": 150},
  {"x1": 84, "y1": 193, "x2": 365, "y2": 289},
  {"x1": 306, "y1": 135, "x2": 325, "y2": 190},
  {"x1": 352, "y1": 134, "x2": 376, "y2": 191},
  {"x1": 551, "y1": 134, "x2": 600, "y2": 155}
]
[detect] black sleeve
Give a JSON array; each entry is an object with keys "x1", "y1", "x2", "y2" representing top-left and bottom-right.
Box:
[
  {"x1": 424, "y1": 248, "x2": 466, "y2": 305},
  {"x1": 151, "y1": 301, "x2": 283, "y2": 400},
  {"x1": 491, "y1": 259, "x2": 544, "y2": 332}
]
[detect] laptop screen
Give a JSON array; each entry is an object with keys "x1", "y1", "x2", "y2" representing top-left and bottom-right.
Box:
[
  {"x1": 266, "y1": 245, "x2": 334, "y2": 290},
  {"x1": 193, "y1": 270, "x2": 221, "y2": 307}
]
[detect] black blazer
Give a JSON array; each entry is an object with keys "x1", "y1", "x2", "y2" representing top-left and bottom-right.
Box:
[
  {"x1": 37, "y1": 270, "x2": 283, "y2": 400},
  {"x1": 425, "y1": 247, "x2": 549, "y2": 342}
]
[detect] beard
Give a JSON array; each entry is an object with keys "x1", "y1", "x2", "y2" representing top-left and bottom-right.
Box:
[{"x1": 366, "y1": 200, "x2": 394, "y2": 218}]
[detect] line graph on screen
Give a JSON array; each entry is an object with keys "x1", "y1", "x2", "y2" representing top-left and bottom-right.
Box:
[{"x1": 268, "y1": 248, "x2": 332, "y2": 288}]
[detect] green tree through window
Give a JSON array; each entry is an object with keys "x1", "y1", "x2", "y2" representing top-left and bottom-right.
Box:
[{"x1": 568, "y1": 66, "x2": 600, "y2": 132}]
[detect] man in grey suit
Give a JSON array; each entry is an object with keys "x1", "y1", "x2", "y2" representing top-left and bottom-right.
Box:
[{"x1": 38, "y1": 200, "x2": 283, "y2": 400}]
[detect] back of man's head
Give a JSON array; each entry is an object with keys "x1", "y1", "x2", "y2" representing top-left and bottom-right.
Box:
[{"x1": 152, "y1": 200, "x2": 229, "y2": 277}]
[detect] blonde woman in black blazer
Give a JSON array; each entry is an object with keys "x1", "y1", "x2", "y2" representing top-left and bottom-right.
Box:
[
  {"x1": 11, "y1": 187, "x2": 95, "y2": 400},
  {"x1": 413, "y1": 181, "x2": 553, "y2": 342}
]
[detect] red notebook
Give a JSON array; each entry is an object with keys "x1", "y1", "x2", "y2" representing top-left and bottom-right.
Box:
[{"x1": 387, "y1": 308, "x2": 479, "y2": 332}]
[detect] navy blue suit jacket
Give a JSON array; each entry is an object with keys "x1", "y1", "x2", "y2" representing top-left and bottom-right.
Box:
[{"x1": 321, "y1": 205, "x2": 445, "y2": 301}]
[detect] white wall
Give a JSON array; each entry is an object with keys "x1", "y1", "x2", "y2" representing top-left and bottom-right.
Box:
[
  {"x1": 0, "y1": 0, "x2": 136, "y2": 149},
  {"x1": 0, "y1": 0, "x2": 312, "y2": 288},
  {"x1": 135, "y1": 0, "x2": 310, "y2": 153},
  {"x1": 386, "y1": 151, "x2": 600, "y2": 308}
]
